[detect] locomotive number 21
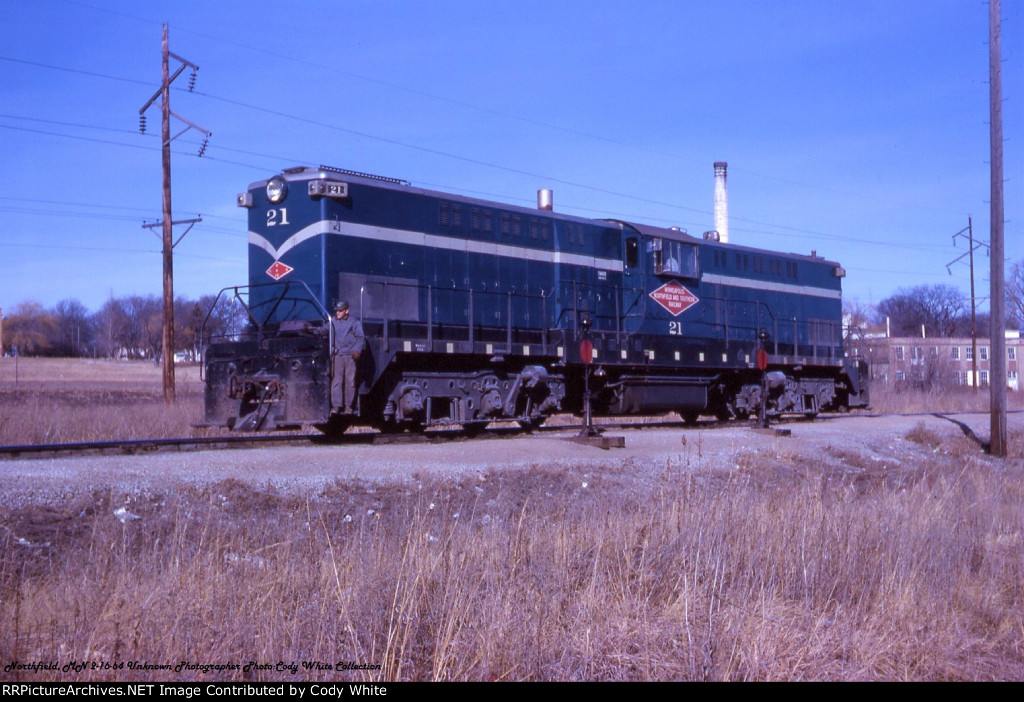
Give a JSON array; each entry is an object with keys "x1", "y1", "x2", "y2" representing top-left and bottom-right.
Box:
[{"x1": 267, "y1": 208, "x2": 290, "y2": 227}]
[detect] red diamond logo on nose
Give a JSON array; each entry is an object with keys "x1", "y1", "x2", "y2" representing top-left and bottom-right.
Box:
[
  {"x1": 649, "y1": 281, "x2": 699, "y2": 316},
  {"x1": 267, "y1": 260, "x2": 293, "y2": 280}
]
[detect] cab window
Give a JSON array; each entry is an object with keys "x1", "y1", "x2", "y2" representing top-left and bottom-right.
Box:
[
  {"x1": 625, "y1": 237, "x2": 639, "y2": 268},
  {"x1": 651, "y1": 238, "x2": 698, "y2": 278}
]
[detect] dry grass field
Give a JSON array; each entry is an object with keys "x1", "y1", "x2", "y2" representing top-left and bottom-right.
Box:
[
  {"x1": 868, "y1": 382, "x2": 1024, "y2": 415},
  {"x1": 0, "y1": 357, "x2": 203, "y2": 444},
  {"x1": 1, "y1": 359, "x2": 1023, "y2": 681}
]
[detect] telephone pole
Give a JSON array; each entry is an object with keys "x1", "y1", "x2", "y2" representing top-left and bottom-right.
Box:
[
  {"x1": 138, "y1": 24, "x2": 210, "y2": 404},
  {"x1": 989, "y1": 0, "x2": 1007, "y2": 457},
  {"x1": 948, "y1": 218, "x2": 987, "y2": 392}
]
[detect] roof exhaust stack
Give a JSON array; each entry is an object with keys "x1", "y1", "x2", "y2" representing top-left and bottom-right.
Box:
[
  {"x1": 713, "y1": 161, "x2": 729, "y2": 244},
  {"x1": 537, "y1": 188, "x2": 553, "y2": 211}
]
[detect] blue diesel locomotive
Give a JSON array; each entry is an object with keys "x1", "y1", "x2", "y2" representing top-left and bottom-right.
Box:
[{"x1": 202, "y1": 165, "x2": 868, "y2": 433}]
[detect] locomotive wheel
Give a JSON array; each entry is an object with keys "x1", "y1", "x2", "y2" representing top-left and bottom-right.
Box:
[{"x1": 681, "y1": 411, "x2": 700, "y2": 425}]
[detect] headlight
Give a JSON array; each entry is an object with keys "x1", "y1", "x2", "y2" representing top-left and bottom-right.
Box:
[{"x1": 266, "y1": 177, "x2": 288, "y2": 203}]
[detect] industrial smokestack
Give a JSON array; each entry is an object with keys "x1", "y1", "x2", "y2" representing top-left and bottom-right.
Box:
[
  {"x1": 537, "y1": 189, "x2": 553, "y2": 211},
  {"x1": 713, "y1": 161, "x2": 729, "y2": 244}
]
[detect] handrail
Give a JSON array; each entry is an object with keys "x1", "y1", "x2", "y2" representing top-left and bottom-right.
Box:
[{"x1": 201, "y1": 281, "x2": 329, "y2": 343}]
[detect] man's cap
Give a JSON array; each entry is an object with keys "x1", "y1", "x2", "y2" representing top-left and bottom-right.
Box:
[{"x1": 335, "y1": 301, "x2": 349, "y2": 312}]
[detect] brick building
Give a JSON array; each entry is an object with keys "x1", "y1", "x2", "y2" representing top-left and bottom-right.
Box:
[{"x1": 859, "y1": 331, "x2": 1023, "y2": 390}]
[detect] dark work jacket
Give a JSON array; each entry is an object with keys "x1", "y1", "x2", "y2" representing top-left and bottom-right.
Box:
[{"x1": 331, "y1": 317, "x2": 365, "y2": 355}]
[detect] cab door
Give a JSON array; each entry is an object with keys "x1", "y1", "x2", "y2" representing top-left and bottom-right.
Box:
[{"x1": 621, "y1": 233, "x2": 645, "y2": 334}]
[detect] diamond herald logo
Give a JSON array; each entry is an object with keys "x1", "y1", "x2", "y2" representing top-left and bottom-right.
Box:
[
  {"x1": 266, "y1": 260, "x2": 293, "y2": 280},
  {"x1": 648, "y1": 281, "x2": 699, "y2": 316}
]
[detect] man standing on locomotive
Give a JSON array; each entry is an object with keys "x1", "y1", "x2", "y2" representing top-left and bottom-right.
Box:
[{"x1": 330, "y1": 301, "x2": 365, "y2": 414}]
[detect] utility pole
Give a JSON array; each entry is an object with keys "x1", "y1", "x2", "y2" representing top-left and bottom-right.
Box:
[
  {"x1": 138, "y1": 24, "x2": 210, "y2": 404},
  {"x1": 989, "y1": 0, "x2": 1007, "y2": 457},
  {"x1": 948, "y1": 217, "x2": 987, "y2": 392}
]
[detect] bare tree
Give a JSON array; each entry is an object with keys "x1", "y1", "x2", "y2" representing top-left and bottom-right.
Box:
[
  {"x1": 197, "y1": 293, "x2": 249, "y2": 343},
  {"x1": 916, "y1": 345, "x2": 957, "y2": 390},
  {"x1": 877, "y1": 284, "x2": 967, "y2": 337},
  {"x1": 53, "y1": 298, "x2": 93, "y2": 357},
  {"x1": 843, "y1": 299, "x2": 876, "y2": 337},
  {"x1": 5, "y1": 292, "x2": 251, "y2": 360},
  {"x1": 130, "y1": 295, "x2": 163, "y2": 360},
  {"x1": 94, "y1": 298, "x2": 128, "y2": 358},
  {"x1": 175, "y1": 296, "x2": 210, "y2": 361},
  {"x1": 93, "y1": 295, "x2": 161, "y2": 359},
  {"x1": 1007, "y1": 259, "x2": 1024, "y2": 329}
]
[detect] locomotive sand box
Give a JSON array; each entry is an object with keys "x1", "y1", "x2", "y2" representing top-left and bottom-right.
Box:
[{"x1": 201, "y1": 165, "x2": 868, "y2": 434}]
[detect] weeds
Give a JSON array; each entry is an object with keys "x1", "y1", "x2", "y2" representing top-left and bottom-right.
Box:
[
  {"x1": 2, "y1": 359, "x2": 1023, "y2": 680},
  {"x1": 0, "y1": 358, "x2": 203, "y2": 443},
  {"x1": 868, "y1": 383, "x2": 1024, "y2": 415},
  {"x1": 905, "y1": 422, "x2": 943, "y2": 449},
  {"x1": 2, "y1": 444, "x2": 1022, "y2": 681}
]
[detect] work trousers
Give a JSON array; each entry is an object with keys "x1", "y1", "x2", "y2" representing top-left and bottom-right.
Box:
[{"x1": 331, "y1": 353, "x2": 357, "y2": 412}]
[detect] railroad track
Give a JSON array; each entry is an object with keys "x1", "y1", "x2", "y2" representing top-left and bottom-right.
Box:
[
  {"x1": 0, "y1": 434, "x2": 323, "y2": 460},
  {"x1": 0, "y1": 412, "x2": 868, "y2": 461},
  {"x1": 11, "y1": 408, "x2": 1009, "y2": 461}
]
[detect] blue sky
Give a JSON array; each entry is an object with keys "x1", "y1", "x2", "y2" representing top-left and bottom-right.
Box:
[{"x1": 0, "y1": 0, "x2": 1019, "y2": 313}]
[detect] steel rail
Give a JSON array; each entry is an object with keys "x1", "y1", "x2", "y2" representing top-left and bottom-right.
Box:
[{"x1": 3, "y1": 408, "x2": 1007, "y2": 461}]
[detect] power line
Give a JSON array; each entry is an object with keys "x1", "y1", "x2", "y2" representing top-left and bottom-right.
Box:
[
  {"x1": 0, "y1": 207, "x2": 144, "y2": 223},
  {"x1": 0, "y1": 241, "x2": 156, "y2": 254},
  {"x1": 45, "y1": 2, "x2": 716, "y2": 172},
  {"x1": 0, "y1": 233, "x2": 239, "y2": 264},
  {"x1": 5, "y1": 46, "x2": 982, "y2": 223},
  {"x1": 51, "y1": 5, "x2": 976, "y2": 218},
  {"x1": 0, "y1": 44, "x2": 1001, "y2": 276},
  {"x1": 728, "y1": 224, "x2": 952, "y2": 253},
  {"x1": 0, "y1": 207, "x2": 246, "y2": 240},
  {"x1": 0, "y1": 117, "x2": 963, "y2": 256},
  {"x1": 0, "y1": 55, "x2": 151, "y2": 87},
  {"x1": 0, "y1": 195, "x2": 154, "y2": 214},
  {"x1": 190, "y1": 89, "x2": 716, "y2": 217},
  {"x1": 0, "y1": 123, "x2": 155, "y2": 151},
  {"x1": 0, "y1": 115, "x2": 970, "y2": 259},
  {"x1": 2, "y1": 50, "x2": 986, "y2": 241},
  {"x1": 0, "y1": 112, "x2": 152, "y2": 136}
]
